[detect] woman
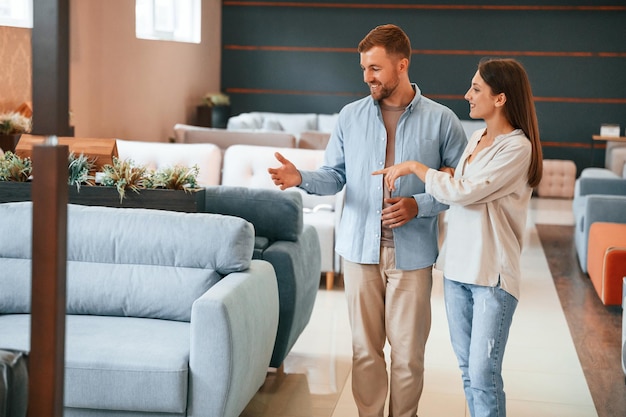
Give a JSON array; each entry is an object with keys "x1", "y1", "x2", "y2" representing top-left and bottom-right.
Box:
[{"x1": 373, "y1": 58, "x2": 543, "y2": 417}]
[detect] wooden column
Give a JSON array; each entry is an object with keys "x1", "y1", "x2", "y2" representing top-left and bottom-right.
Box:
[
  {"x1": 32, "y1": 0, "x2": 72, "y2": 136},
  {"x1": 28, "y1": 141, "x2": 69, "y2": 417}
]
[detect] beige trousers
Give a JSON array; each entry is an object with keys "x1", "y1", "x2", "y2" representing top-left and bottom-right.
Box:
[{"x1": 343, "y1": 247, "x2": 433, "y2": 417}]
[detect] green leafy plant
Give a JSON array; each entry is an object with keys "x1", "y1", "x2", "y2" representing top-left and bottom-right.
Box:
[
  {"x1": 0, "y1": 151, "x2": 32, "y2": 182},
  {"x1": 68, "y1": 152, "x2": 96, "y2": 191},
  {"x1": 0, "y1": 112, "x2": 32, "y2": 135},
  {"x1": 201, "y1": 92, "x2": 230, "y2": 107},
  {"x1": 101, "y1": 157, "x2": 148, "y2": 202},
  {"x1": 147, "y1": 165, "x2": 199, "y2": 191}
]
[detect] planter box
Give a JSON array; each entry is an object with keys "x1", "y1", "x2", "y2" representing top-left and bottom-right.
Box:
[{"x1": 0, "y1": 182, "x2": 206, "y2": 213}]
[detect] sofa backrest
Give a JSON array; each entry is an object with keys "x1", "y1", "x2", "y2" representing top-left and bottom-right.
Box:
[
  {"x1": 115, "y1": 139, "x2": 222, "y2": 186},
  {"x1": 203, "y1": 185, "x2": 303, "y2": 242},
  {"x1": 0, "y1": 202, "x2": 254, "y2": 322},
  {"x1": 221, "y1": 144, "x2": 336, "y2": 210},
  {"x1": 174, "y1": 123, "x2": 296, "y2": 150}
]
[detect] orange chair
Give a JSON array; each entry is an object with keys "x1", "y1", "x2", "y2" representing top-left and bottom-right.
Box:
[{"x1": 587, "y1": 222, "x2": 626, "y2": 305}]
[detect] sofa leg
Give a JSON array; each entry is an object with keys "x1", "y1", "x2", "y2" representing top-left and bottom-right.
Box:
[
  {"x1": 326, "y1": 271, "x2": 334, "y2": 290},
  {"x1": 267, "y1": 363, "x2": 284, "y2": 374}
]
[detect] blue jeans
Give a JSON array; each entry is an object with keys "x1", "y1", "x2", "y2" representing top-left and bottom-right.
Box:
[{"x1": 443, "y1": 277, "x2": 518, "y2": 417}]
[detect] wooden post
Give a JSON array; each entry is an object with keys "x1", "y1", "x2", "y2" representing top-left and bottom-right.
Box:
[
  {"x1": 28, "y1": 141, "x2": 68, "y2": 417},
  {"x1": 32, "y1": 0, "x2": 72, "y2": 136}
]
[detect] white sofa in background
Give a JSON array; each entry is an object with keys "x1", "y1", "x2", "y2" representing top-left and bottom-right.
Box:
[
  {"x1": 116, "y1": 139, "x2": 222, "y2": 186},
  {"x1": 221, "y1": 144, "x2": 344, "y2": 290},
  {"x1": 227, "y1": 112, "x2": 485, "y2": 145},
  {"x1": 173, "y1": 123, "x2": 297, "y2": 150},
  {"x1": 226, "y1": 112, "x2": 339, "y2": 139},
  {"x1": 225, "y1": 112, "x2": 338, "y2": 149}
]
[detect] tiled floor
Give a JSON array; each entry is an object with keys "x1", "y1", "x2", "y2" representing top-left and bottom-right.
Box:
[{"x1": 241, "y1": 197, "x2": 596, "y2": 417}]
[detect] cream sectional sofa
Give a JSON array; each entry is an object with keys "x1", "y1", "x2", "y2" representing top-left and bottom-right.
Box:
[{"x1": 226, "y1": 111, "x2": 339, "y2": 139}]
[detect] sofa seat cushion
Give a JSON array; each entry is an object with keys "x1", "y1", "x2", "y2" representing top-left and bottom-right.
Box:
[{"x1": 0, "y1": 314, "x2": 190, "y2": 414}]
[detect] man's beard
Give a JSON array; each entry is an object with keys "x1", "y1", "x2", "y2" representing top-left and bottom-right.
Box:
[{"x1": 369, "y1": 77, "x2": 399, "y2": 101}]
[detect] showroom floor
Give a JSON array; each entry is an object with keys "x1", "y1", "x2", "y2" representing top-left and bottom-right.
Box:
[{"x1": 241, "y1": 198, "x2": 600, "y2": 417}]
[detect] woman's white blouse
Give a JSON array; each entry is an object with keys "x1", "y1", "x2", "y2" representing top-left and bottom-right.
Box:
[{"x1": 425, "y1": 128, "x2": 532, "y2": 299}]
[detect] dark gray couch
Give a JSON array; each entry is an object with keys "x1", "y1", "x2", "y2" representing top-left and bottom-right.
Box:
[{"x1": 203, "y1": 186, "x2": 321, "y2": 368}]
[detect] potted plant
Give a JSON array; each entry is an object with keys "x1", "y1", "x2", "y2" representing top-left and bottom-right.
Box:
[
  {"x1": 0, "y1": 112, "x2": 32, "y2": 153},
  {"x1": 68, "y1": 152, "x2": 96, "y2": 191},
  {"x1": 197, "y1": 92, "x2": 231, "y2": 128},
  {"x1": 0, "y1": 153, "x2": 205, "y2": 212},
  {"x1": 87, "y1": 157, "x2": 204, "y2": 212},
  {"x1": 0, "y1": 151, "x2": 32, "y2": 182}
]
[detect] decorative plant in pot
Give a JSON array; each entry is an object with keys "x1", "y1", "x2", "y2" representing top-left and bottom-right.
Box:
[
  {"x1": 0, "y1": 112, "x2": 32, "y2": 154},
  {"x1": 68, "y1": 152, "x2": 96, "y2": 191},
  {"x1": 0, "y1": 152, "x2": 203, "y2": 212},
  {"x1": 198, "y1": 92, "x2": 231, "y2": 128}
]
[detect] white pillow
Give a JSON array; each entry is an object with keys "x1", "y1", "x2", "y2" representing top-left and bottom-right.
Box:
[{"x1": 261, "y1": 118, "x2": 283, "y2": 131}]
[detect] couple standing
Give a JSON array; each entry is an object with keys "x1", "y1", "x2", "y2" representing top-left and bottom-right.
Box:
[{"x1": 269, "y1": 24, "x2": 543, "y2": 417}]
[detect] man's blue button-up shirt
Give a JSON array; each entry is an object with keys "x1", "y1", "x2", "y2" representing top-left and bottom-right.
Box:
[{"x1": 299, "y1": 84, "x2": 467, "y2": 270}]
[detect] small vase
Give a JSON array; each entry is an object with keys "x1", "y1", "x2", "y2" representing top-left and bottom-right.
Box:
[
  {"x1": 211, "y1": 105, "x2": 231, "y2": 129},
  {"x1": 0, "y1": 134, "x2": 22, "y2": 153}
]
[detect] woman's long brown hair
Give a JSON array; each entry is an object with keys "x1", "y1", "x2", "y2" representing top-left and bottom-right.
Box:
[{"x1": 479, "y1": 58, "x2": 543, "y2": 187}]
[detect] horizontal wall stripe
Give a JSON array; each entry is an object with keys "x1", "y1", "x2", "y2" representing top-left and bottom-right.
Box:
[
  {"x1": 223, "y1": 2, "x2": 626, "y2": 12},
  {"x1": 224, "y1": 45, "x2": 626, "y2": 58},
  {"x1": 225, "y1": 45, "x2": 355, "y2": 53},
  {"x1": 225, "y1": 88, "x2": 626, "y2": 105},
  {"x1": 542, "y1": 141, "x2": 597, "y2": 149},
  {"x1": 226, "y1": 87, "x2": 360, "y2": 97},
  {"x1": 432, "y1": 95, "x2": 626, "y2": 104}
]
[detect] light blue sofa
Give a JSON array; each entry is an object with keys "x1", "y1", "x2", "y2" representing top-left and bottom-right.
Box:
[
  {"x1": 573, "y1": 169, "x2": 626, "y2": 272},
  {"x1": 0, "y1": 202, "x2": 279, "y2": 417}
]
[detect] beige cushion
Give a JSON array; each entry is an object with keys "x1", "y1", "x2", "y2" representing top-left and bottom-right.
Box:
[
  {"x1": 115, "y1": 139, "x2": 222, "y2": 186},
  {"x1": 537, "y1": 159, "x2": 577, "y2": 198}
]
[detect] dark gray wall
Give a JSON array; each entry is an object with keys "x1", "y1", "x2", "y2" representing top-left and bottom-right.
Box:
[{"x1": 222, "y1": 1, "x2": 626, "y2": 173}]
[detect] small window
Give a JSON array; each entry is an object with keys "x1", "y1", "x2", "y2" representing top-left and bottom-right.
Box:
[
  {"x1": 136, "y1": 0, "x2": 201, "y2": 44},
  {"x1": 0, "y1": 0, "x2": 33, "y2": 29}
]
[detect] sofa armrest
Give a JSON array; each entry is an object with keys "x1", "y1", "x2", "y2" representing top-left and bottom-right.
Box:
[
  {"x1": 582, "y1": 195, "x2": 626, "y2": 231},
  {"x1": 262, "y1": 224, "x2": 321, "y2": 367},
  {"x1": 574, "y1": 195, "x2": 626, "y2": 272},
  {"x1": 577, "y1": 177, "x2": 626, "y2": 197},
  {"x1": 188, "y1": 260, "x2": 279, "y2": 417}
]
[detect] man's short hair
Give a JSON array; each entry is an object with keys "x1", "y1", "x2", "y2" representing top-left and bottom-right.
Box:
[{"x1": 358, "y1": 24, "x2": 411, "y2": 62}]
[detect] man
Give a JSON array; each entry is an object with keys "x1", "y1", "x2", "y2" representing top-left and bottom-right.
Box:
[{"x1": 268, "y1": 24, "x2": 466, "y2": 417}]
